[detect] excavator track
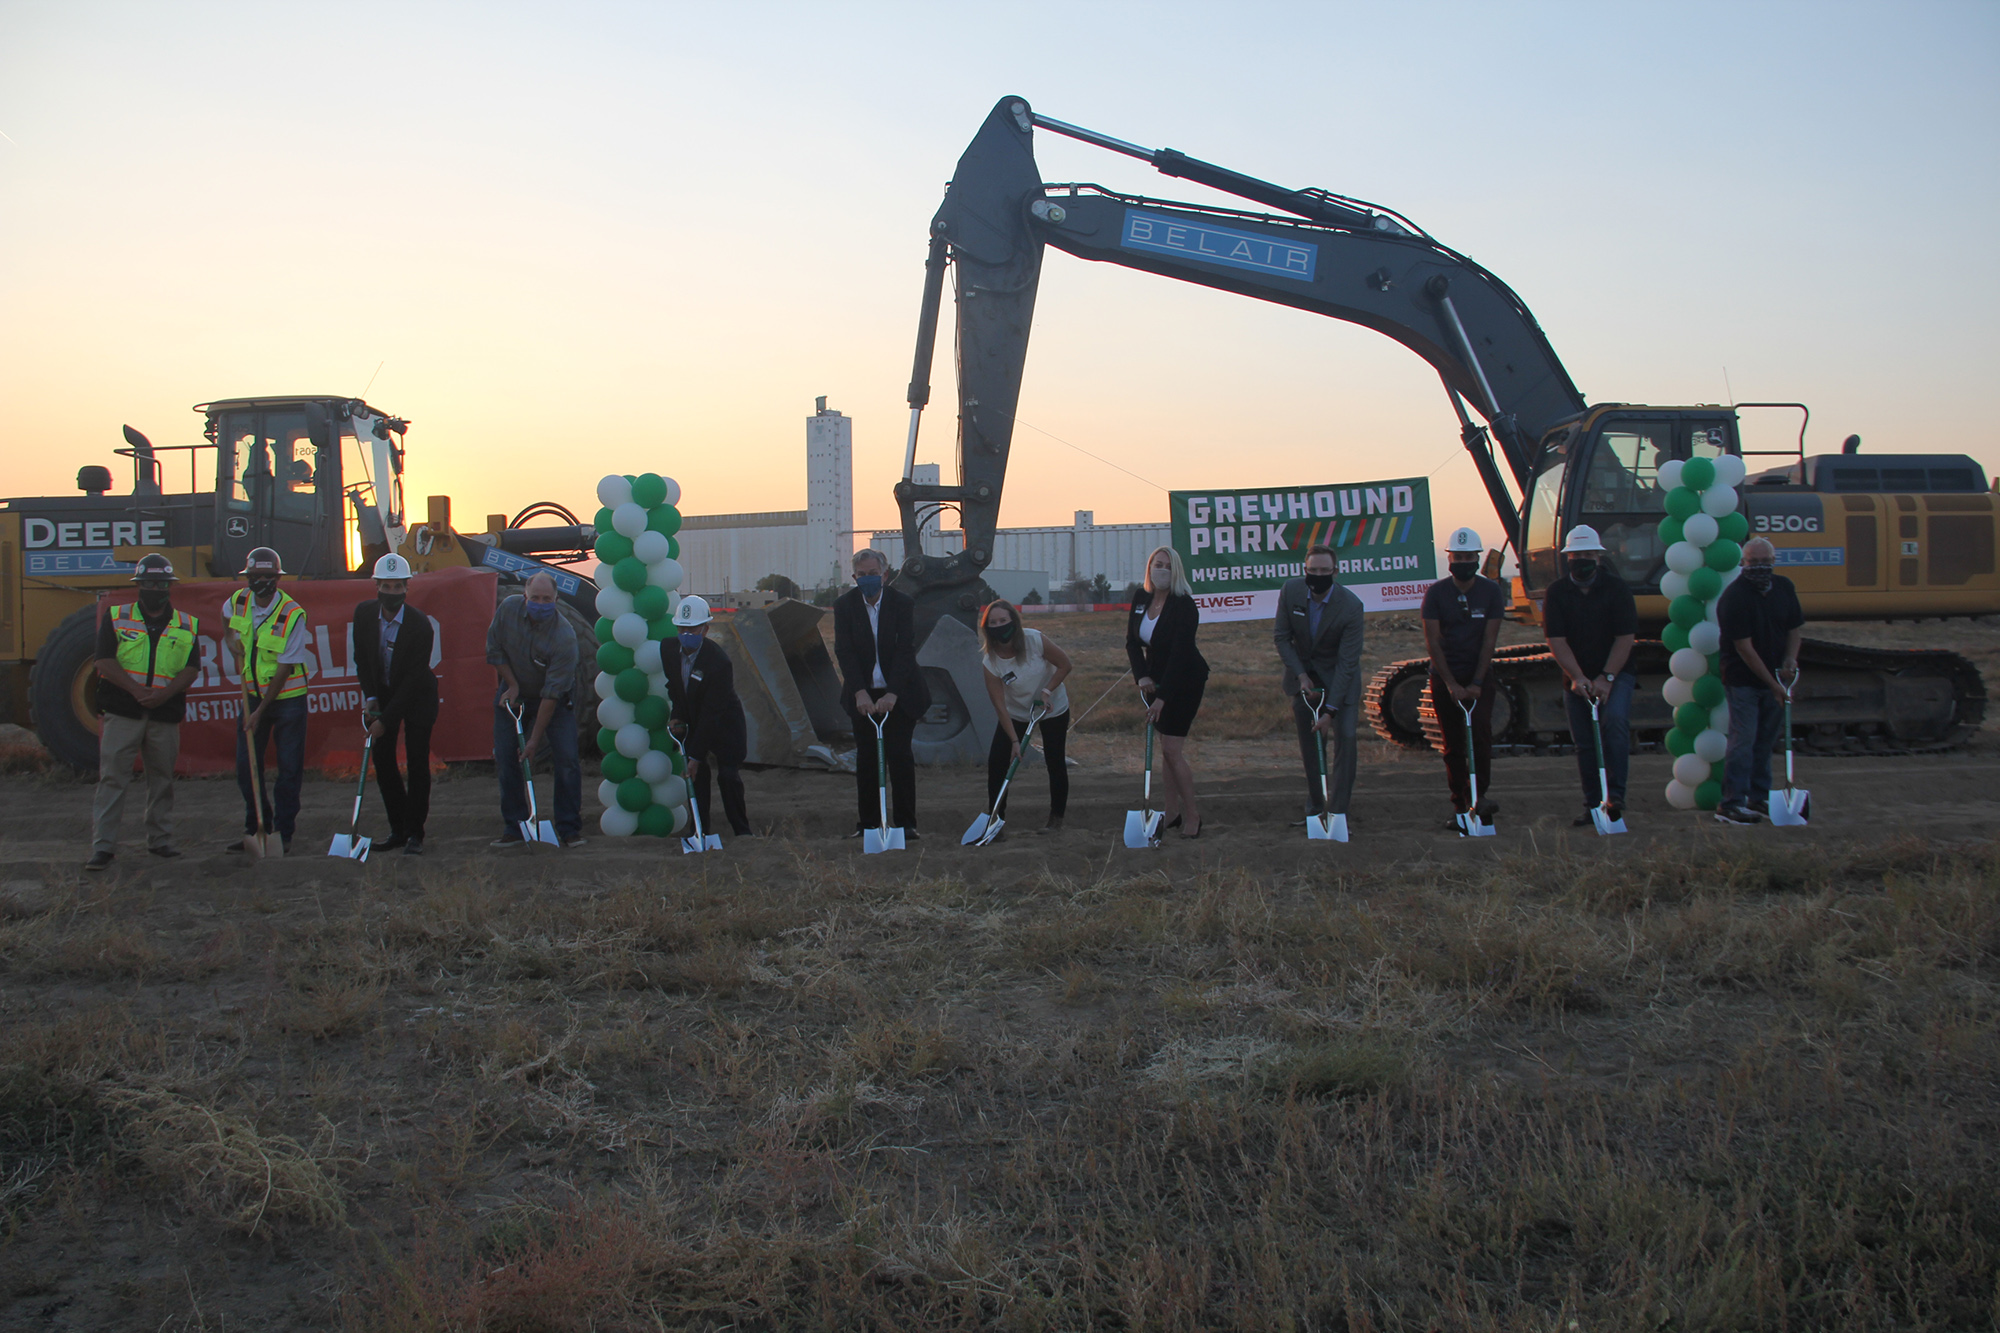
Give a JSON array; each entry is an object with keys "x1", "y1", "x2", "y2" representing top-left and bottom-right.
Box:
[{"x1": 1365, "y1": 638, "x2": 1986, "y2": 757}]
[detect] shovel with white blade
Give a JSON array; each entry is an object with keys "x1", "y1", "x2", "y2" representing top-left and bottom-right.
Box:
[
  {"x1": 964, "y1": 704, "x2": 1044, "y2": 846},
  {"x1": 1769, "y1": 674, "x2": 1810, "y2": 826},
  {"x1": 504, "y1": 700, "x2": 560, "y2": 847},
  {"x1": 1300, "y1": 689, "x2": 1348, "y2": 842},
  {"x1": 862, "y1": 709, "x2": 905, "y2": 853},
  {"x1": 670, "y1": 729, "x2": 724, "y2": 853},
  {"x1": 1454, "y1": 699, "x2": 1496, "y2": 838},
  {"x1": 327, "y1": 731, "x2": 374, "y2": 861},
  {"x1": 1587, "y1": 696, "x2": 1627, "y2": 836},
  {"x1": 1123, "y1": 691, "x2": 1163, "y2": 849}
]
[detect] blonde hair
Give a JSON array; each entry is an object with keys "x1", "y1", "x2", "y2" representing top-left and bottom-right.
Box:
[
  {"x1": 1143, "y1": 546, "x2": 1191, "y2": 597},
  {"x1": 979, "y1": 599, "x2": 1023, "y2": 654}
]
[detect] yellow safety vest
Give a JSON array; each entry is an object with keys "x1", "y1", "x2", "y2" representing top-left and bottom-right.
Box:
[
  {"x1": 109, "y1": 605, "x2": 198, "y2": 688},
  {"x1": 226, "y1": 589, "x2": 308, "y2": 701}
]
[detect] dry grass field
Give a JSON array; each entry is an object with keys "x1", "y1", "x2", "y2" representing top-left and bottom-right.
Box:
[{"x1": 0, "y1": 610, "x2": 1996, "y2": 1330}]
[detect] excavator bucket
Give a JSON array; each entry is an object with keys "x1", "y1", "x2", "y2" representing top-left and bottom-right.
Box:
[{"x1": 704, "y1": 601, "x2": 849, "y2": 770}]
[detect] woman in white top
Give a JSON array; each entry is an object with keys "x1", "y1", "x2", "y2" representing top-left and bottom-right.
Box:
[{"x1": 979, "y1": 599, "x2": 1074, "y2": 834}]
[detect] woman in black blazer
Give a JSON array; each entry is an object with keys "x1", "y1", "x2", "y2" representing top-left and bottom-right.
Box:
[{"x1": 1125, "y1": 546, "x2": 1210, "y2": 837}]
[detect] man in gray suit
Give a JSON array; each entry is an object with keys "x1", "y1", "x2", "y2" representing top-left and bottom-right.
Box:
[{"x1": 1274, "y1": 544, "x2": 1365, "y2": 823}]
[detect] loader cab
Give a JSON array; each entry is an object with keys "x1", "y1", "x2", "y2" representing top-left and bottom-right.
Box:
[
  {"x1": 199, "y1": 396, "x2": 352, "y2": 577},
  {"x1": 1520, "y1": 407, "x2": 1736, "y2": 597}
]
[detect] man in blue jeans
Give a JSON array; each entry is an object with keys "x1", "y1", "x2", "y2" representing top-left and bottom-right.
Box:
[
  {"x1": 223, "y1": 547, "x2": 311, "y2": 854},
  {"x1": 1540, "y1": 526, "x2": 1638, "y2": 824},
  {"x1": 1714, "y1": 538, "x2": 1804, "y2": 825},
  {"x1": 487, "y1": 573, "x2": 584, "y2": 847}
]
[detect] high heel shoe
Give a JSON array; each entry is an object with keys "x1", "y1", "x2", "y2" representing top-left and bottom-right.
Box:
[
  {"x1": 1162, "y1": 815, "x2": 1183, "y2": 831},
  {"x1": 1181, "y1": 819, "x2": 1203, "y2": 839}
]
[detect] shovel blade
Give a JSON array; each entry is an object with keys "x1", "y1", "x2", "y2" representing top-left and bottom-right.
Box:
[
  {"x1": 1590, "y1": 807, "x2": 1628, "y2": 836},
  {"x1": 1455, "y1": 813, "x2": 1497, "y2": 838},
  {"x1": 1306, "y1": 813, "x2": 1348, "y2": 842},
  {"x1": 862, "y1": 826, "x2": 906, "y2": 854},
  {"x1": 704, "y1": 833, "x2": 723, "y2": 850},
  {"x1": 1123, "y1": 810, "x2": 1161, "y2": 849},
  {"x1": 961, "y1": 813, "x2": 993, "y2": 845},
  {"x1": 975, "y1": 817, "x2": 1007, "y2": 847},
  {"x1": 1769, "y1": 789, "x2": 1811, "y2": 826},
  {"x1": 680, "y1": 835, "x2": 705, "y2": 854}
]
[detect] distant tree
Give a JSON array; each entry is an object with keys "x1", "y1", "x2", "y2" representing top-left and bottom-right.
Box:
[
  {"x1": 811, "y1": 584, "x2": 840, "y2": 607},
  {"x1": 756, "y1": 573, "x2": 801, "y2": 600},
  {"x1": 1089, "y1": 573, "x2": 1112, "y2": 601},
  {"x1": 1020, "y1": 588, "x2": 1043, "y2": 605},
  {"x1": 1057, "y1": 576, "x2": 1093, "y2": 606}
]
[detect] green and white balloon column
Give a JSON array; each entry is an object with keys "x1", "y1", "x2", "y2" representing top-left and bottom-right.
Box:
[
  {"x1": 588, "y1": 472, "x2": 693, "y2": 840},
  {"x1": 1655, "y1": 453, "x2": 1751, "y2": 811}
]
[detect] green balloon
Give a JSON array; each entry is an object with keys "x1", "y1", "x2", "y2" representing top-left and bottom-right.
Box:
[
  {"x1": 596, "y1": 641, "x2": 635, "y2": 674},
  {"x1": 1692, "y1": 674, "x2": 1725, "y2": 709},
  {"x1": 1687, "y1": 566, "x2": 1722, "y2": 601},
  {"x1": 635, "y1": 695, "x2": 670, "y2": 729},
  {"x1": 595, "y1": 727, "x2": 618, "y2": 755},
  {"x1": 648, "y1": 726, "x2": 674, "y2": 755},
  {"x1": 613, "y1": 557, "x2": 649, "y2": 592},
  {"x1": 647, "y1": 504, "x2": 682, "y2": 537},
  {"x1": 1717, "y1": 511, "x2": 1750, "y2": 544},
  {"x1": 1665, "y1": 727, "x2": 1695, "y2": 757},
  {"x1": 1707, "y1": 653, "x2": 1722, "y2": 677},
  {"x1": 594, "y1": 616, "x2": 614, "y2": 644},
  {"x1": 1674, "y1": 701, "x2": 1710, "y2": 733},
  {"x1": 600, "y1": 752, "x2": 638, "y2": 783},
  {"x1": 595, "y1": 531, "x2": 634, "y2": 564},
  {"x1": 1681, "y1": 456, "x2": 1716, "y2": 491},
  {"x1": 615, "y1": 778, "x2": 652, "y2": 813},
  {"x1": 637, "y1": 802, "x2": 676, "y2": 837},
  {"x1": 666, "y1": 535, "x2": 680, "y2": 560},
  {"x1": 667, "y1": 746, "x2": 686, "y2": 776},
  {"x1": 1661, "y1": 621, "x2": 1691, "y2": 652},
  {"x1": 1665, "y1": 487, "x2": 1702, "y2": 521},
  {"x1": 593, "y1": 506, "x2": 615, "y2": 533},
  {"x1": 631, "y1": 473, "x2": 668, "y2": 509},
  {"x1": 647, "y1": 615, "x2": 674, "y2": 642},
  {"x1": 615, "y1": 668, "x2": 649, "y2": 703},
  {"x1": 1694, "y1": 779, "x2": 1722, "y2": 811},
  {"x1": 1657, "y1": 516, "x2": 1685, "y2": 547},
  {"x1": 1669, "y1": 594, "x2": 1706, "y2": 628},
  {"x1": 632, "y1": 585, "x2": 669, "y2": 620},
  {"x1": 1704, "y1": 539, "x2": 1742, "y2": 572}
]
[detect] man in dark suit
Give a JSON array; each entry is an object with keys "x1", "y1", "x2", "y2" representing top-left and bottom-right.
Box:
[
  {"x1": 352, "y1": 553, "x2": 439, "y2": 854},
  {"x1": 1274, "y1": 544, "x2": 1365, "y2": 823},
  {"x1": 832, "y1": 549, "x2": 932, "y2": 837},
  {"x1": 664, "y1": 595, "x2": 752, "y2": 837}
]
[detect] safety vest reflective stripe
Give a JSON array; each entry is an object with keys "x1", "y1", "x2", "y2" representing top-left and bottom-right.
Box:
[
  {"x1": 109, "y1": 606, "x2": 198, "y2": 688},
  {"x1": 226, "y1": 591, "x2": 309, "y2": 700}
]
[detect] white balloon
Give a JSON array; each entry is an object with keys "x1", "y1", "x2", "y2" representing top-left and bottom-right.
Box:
[
  {"x1": 1694, "y1": 727, "x2": 1729, "y2": 763},
  {"x1": 600, "y1": 806, "x2": 640, "y2": 837},
  {"x1": 1659, "y1": 570, "x2": 1690, "y2": 601},
  {"x1": 596, "y1": 779, "x2": 619, "y2": 810},
  {"x1": 1701, "y1": 485, "x2": 1739, "y2": 517},
  {"x1": 633, "y1": 640, "x2": 664, "y2": 675},
  {"x1": 668, "y1": 591, "x2": 682, "y2": 617},
  {"x1": 1669, "y1": 647, "x2": 1708, "y2": 681},
  {"x1": 595, "y1": 585, "x2": 634, "y2": 618},
  {"x1": 613, "y1": 612, "x2": 649, "y2": 649},
  {"x1": 1658, "y1": 459, "x2": 1685, "y2": 492},
  {"x1": 615, "y1": 722, "x2": 651, "y2": 758},
  {"x1": 595, "y1": 696, "x2": 635, "y2": 729},
  {"x1": 592, "y1": 562, "x2": 618, "y2": 592},
  {"x1": 593, "y1": 671, "x2": 618, "y2": 701},
  {"x1": 636, "y1": 749, "x2": 674, "y2": 783},
  {"x1": 1665, "y1": 779, "x2": 1698, "y2": 810},
  {"x1": 1704, "y1": 598, "x2": 1720, "y2": 623},
  {"x1": 1712, "y1": 454, "x2": 1747, "y2": 488},
  {"x1": 612, "y1": 502, "x2": 648, "y2": 539},
  {"x1": 1710, "y1": 702, "x2": 1731, "y2": 732},
  {"x1": 647, "y1": 671, "x2": 670, "y2": 698},
  {"x1": 660, "y1": 477, "x2": 681, "y2": 506},
  {"x1": 597, "y1": 474, "x2": 633, "y2": 509},
  {"x1": 1665, "y1": 541, "x2": 1705, "y2": 575},
  {"x1": 645, "y1": 557, "x2": 684, "y2": 591},
  {"x1": 1681, "y1": 513, "x2": 1720, "y2": 548},
  {"x1": 632, "y1": 530, "x2": 672, "y2": 565},
  {"x1": 650, "y1": 776, "x2": 688, "y2": 808},
  {"x1": 668, "y1": 804, "x2": 691, "y2": 836},
  {"x1": 1672, "y1": 753, "x2": 1711, "y2": 787},
  {"x1": 1661, "y1": 675, "x2": 1695, "y2": 708},
  {"x1": 1720, "y1": 564, "x2": 1741, "y2": 587},
  {"x1": 1688, "y1": 621, "x2": 1722, "y2": 655}
]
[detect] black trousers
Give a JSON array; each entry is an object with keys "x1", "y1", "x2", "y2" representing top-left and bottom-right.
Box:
[
  {"x1": 1429, "y1": 673, "x2": 1493, "y2": 812},
  {"x1": 984, "y1": 711, "x2": 1069, "y2": 820},
  {"x1": 1292, "y1": 694, "x2": 1357, "y2": 816},
  {"x1": 372, "y1": 714, "x2": 434, "y2": 839},
  {"x1": 850, "y1": 689, "x2": 917, "y2": 830},
  {"x1": 689, "y1": 758, "x2": 751, "y2": 837}
]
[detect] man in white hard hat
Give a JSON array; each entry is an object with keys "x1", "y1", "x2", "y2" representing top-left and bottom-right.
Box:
[
  {"x1": 352, "y1": 553, "x2": 437, "y2": 854},
  {"x1": 1420, "y1": 527, "x2": 1507, "y2": 828},
  {"x1": 664, "y1": 595, "x2": 753, "y2": 836},
  {"x1": 86, "y1": 553, "x2": 200, "y2": 871},
  {"x1": 222, "y1": 547, "x2": 312, "y2": 853},
  {"x1": 1542, "y1": 525, "x2": 1639, "y2": 824},
  {"x1": 1273, "y1": 543, "x2": 1364, "y2": 826},
  {"x1": 486, "y1": 572, "x2": 584, "y2": 847}
]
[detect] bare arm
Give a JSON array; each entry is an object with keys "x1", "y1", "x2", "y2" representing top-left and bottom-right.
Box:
[
  {"x1": 1732, "y1": 637, "x2": 1780, "y2": 693},
  {"x1": 1422, "y1": 619, "x2": 1461, "y2": 695},
  {"x1": 96, "y1": 657, "x2": 149, "y2": 704},
  {"x1": 1545, "y1": 635, "x2": 1586, "y2": 690},
  {"x1": 1472, "y1": 618, "x2": 1502, "y2": 695},
  {"x1": 1040, "y1": 639, "x2": 1073, "y2": 702},
  {"x1": 1604, "y1": 633, "x2": 1635, "y2": 679}
]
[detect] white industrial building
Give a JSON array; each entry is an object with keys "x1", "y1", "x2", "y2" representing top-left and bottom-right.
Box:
[
  {"x1": 675, "y1": 398, "x2": 855, "y2": 597},
  {"x1": 870, "y1": 510, "x2": 1171, "y2": 604}
]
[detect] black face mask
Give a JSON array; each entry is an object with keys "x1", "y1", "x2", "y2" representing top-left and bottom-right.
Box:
[
  {"x1": 1568, "y1": 559, "x2": 1599, "y2": 583},
  {"x1": 378, "y1": 593, "x2": 407, "y2": 616},
  {"x1": 137, "y1": 589, "x2": 172, "y2": 615},
  {"x1": 1742, "y1": 565, "x2": 1774, "y2": 589},
  {"x1": 989, "y1": 621, "x2": 1018, "y2": 644},
  {"x1": 1448, "y1": 562, "x2": 1479, "y2": 582},
  {"x1": 1305, "y1": 572, "x2": 1334, "y2": 595},
  {"x1": 248, "y1": 577, "x2": 278, "y2": 599}
]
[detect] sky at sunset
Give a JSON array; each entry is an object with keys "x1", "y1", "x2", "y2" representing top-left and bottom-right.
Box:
[{"x1": 3, "y1": 1, "x2": 1996, "y2": 563}]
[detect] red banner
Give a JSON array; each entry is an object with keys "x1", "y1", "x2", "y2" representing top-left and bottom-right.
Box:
[{"x1": 105, "y1": 566, "x2": 501, "y2": 775}]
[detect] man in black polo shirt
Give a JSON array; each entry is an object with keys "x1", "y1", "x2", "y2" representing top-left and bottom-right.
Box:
[
  {"x1": 1541, "y1": 525, "x2": 1638, "y2": 824},
  {"x1": 1714, "y1": 537, "x2": 1804, "y2": 825},
  {"x1": 1421, "y1": 526, "x2": 1507, "y2": 826}
]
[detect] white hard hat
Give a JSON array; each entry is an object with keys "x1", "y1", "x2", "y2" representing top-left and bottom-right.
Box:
[
  {"x1": 372, "y1": 553, "x2": 413, "y2": 580},
  {"x1": 1561, "y1": 525, "x2": 1606, "y2": 554},
  {"x1": 1446, "y1": 527, "x2": 1483, "y2": 555},
  {"x1": 672, "y1": 593, "x2": 712, "y2": 627}
]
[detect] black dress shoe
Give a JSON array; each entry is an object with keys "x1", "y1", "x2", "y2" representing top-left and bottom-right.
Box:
[
  {"x1": 904, "y1": 828, "x2": 921, "y2": 841},
  {"x1": 149, "y1": 846, "x2": 183, "y2": 859},
  {"x1": 1572, "y1": 812, "x2": 1595, "y2": 827},
  {"x1": 403, "y1": 837, "x2": 424, "y2": 856},
  {"x1": 376, "y1": 833, "x2": 409, "y2": 851},
  {"x1": 85, "y1": 851, "x2": 114, "y2": 872},
  {"x1": 1163, "y1": 815, "x2": 1183, "y2": 831},
  {"x1": 844, "y1": 828, "x2": 865, "y2": 839}
]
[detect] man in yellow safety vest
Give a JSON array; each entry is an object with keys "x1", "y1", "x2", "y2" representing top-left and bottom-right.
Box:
[
  {"x1": 222, "y1": 546, "x2": 312, "y2": 854},
  {"x1": 88, "y1": 553, "x2": 201, "y2": 871}
]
